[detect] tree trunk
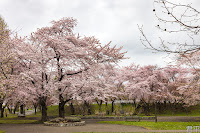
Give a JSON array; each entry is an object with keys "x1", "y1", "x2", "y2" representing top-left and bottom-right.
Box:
[
  {"x1": 41, "y1": 104, "x2": 47, "y2": 121},
  {"x1": 7, "y1": 105, "x2": 11, "y2": 113},
  {"x1": 84, "y1": 101, "x2": 91, "y2": 115},
  {"x1": 34, "y1": 105, "x2": 37, "y2": 115},
  {"x1": 106, "y1": 102, "x2": 109, "y2": 115},
  {"x1": 164, "y1": 100, "x2": 167, "y2": 109},
  {"x1": 155, "y1": 102, "x2": 157, "y2": 123},
  {"x1": 20, "y1": 105, "x2": 24, "y2": 114},
  {"x1": 143, "y1": 102, "x2": 150, "y2": 116},
  {"x1": 58, "y1": 93, "x2": 66, "y2": 118},
  {"x1": 87, "y1": 106, "x2": 91, "y2": 115},
  {"x1": 111, "y1": 100, "x2": 115, "y2": 113},
  {"x1": 59, "y1": 96, "x2": 71, "y2": 117},
  {"x1": 1, "y1": 107, "x2": 4, "y2": 118},
  {"x1": 14, "y1": 103, "x2": 19, "y2": 114},
  {"x1": 59, "y1": 102, "x2": 65, "y2": 118},
  {"x1": 40, "y1": 96, "x2": 47, "y2": 121},
  {"x1": 157, "y1": 102, "x2": 162, "y2": 113},
  {"x1": 82, "y1": 102, "x2": 86, "y2": 116},
  {"x1": 70, "y1": 102, "x2": 75, "y2": 115},
  {"x1": 58, "y1": 90, "x2": 71, "y2": 118},
  {"x1": 0, "y1": 103, "x2": 4, "y2": 118},
  {"x1": 97, "y1": 100, "x2": 103, "y2": 113}
]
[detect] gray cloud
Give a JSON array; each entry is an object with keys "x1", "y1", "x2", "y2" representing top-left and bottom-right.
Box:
[{"x1": 0, "y1": 0, "x2": 197, "y2": 67}]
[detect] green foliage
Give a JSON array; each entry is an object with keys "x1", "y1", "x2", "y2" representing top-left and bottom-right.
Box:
[
  {"x1": 98, "y1": 121, "x2": 200, "y2": 130},
  {"x1": 0, "y1": 131, "x2": 5, "y2": 133}
]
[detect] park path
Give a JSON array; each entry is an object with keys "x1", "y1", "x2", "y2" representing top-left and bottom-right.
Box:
[
  {"x1": 0, "y1": 123, "x2": 187, "y2": 133},
  {"x1": 0, "y1": 123, "x2": 146, "y2": 133},
  {"x1": 1, "y1": 116, "x2": 196, "y2": 133}
]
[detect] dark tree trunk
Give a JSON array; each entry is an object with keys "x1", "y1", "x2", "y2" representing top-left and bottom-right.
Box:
[
  {"x1": 164, "y1": 101, "x2": 167, "y2": 109},
  {"x1": 84, "y1": 101, "x2": 91, "y2": 115},
  {"x1": 41, "y1": 104, "x2": 47, "y2": 121},
  {"x1": 1, "y1": 107, "x2": 4, "y2": 118},
  {"x1": 59, "y1": 94, "x2": 65, "y2": 118},
  {"x1": 157, "y1": 102, "x2": 163, "y2": 113},
  {"x1": 14, "y1": 103, "x2": 19, "y2": 114},
  {"x1": 184, "y1": 106, "x2": 189, "y2": 115},
  {"x1": 39, "y1": 105, "x2": 42, "y2": 111},
  {"x1": 134, "y1": 102, "x2": 142, "y2": 115},
  {"x1": 111, "y1": 100, "x2": 115, "y2": 113},
  {"x1": 155, "y1": 102, "x2": 157, "y2": 123},
  {"x1": 20, "y1": 105, "x2": 24, "y2": 114},
  {"x1": 7, "y1": 105, "x2": 11, "y2": 113},
  {"x1": 82, "y1": 102, "x2": 86, "y2": 116},
  {"x1": 40, "y1": 96, "x2": 47, "y2": 121},
  {"x1": 96, "y1": 100, "x2": 103, "y2": 112},
  {"x1": 143, "y1": 102, "x2": 150, "y2": 116},
  {"x1": 59, "y1": 102, "x2": 65, "y2": 118},
  {"x1": 106, "y1": 102, "x2": 109, "y2": 115},
  {"x1": 34, "y1": 105, "x2": 37, "y2": 115},
  {"x1": 0, "y1": 103, "x2": 4, "y2": 118},
  {"x1": 70, "y1": 102, "x2": 75, "y2": 115},
  {"x1": 87, "y1": 106, "x2": 91, "y2": 115}
]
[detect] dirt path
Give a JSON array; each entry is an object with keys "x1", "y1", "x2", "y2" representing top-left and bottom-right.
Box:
[
  {"x1": 0, "y1": 123, "x2": 187, "y2": 133},
  {"x1": 0, "y1": 123, "x2": 146, "y2": 133}
]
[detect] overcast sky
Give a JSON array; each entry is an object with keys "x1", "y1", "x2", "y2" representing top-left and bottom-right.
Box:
[{"x1": 0, "y1": 0, "x2": 199, "y2": 67}]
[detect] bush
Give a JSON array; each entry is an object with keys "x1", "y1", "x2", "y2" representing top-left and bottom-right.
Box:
[{"x1": 49, "y1": 117, "x2": 81, "y2": 123}]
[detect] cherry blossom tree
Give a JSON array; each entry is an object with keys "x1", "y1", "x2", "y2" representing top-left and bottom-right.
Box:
[
  {"x1": 0, "y1": 16, "x2": 17, "y2": 118},
  {"x1": 11, "y1": 17, "x2": 125, "y2": 120},
  {"x1": 73, "y1": 64, "x2": 119, "y2": 114},
  {"x1": 168, "y1": 66, "x2": 200, "y2": 107},
  {"x1": 120, "y1": 64, "x2": 173, "y2": 117},
  {"x1": 30, "y1": 17, "x2": 126, "y2": 118},
  {"x1": 11, "y1": 36, "x2": 56, "y2": 121}
]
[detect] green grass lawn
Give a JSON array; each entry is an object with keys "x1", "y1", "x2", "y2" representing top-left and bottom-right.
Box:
[
  {"x1": 72, "y1": 132, "x2": 187, "y2": 133},
  {"x1": 0, "y1": 112, "x2": 41, "y2": 124},
  {"x1": 0, "y1": 119, "x2": 40, "y2": 124},
  {"x1": 0, "y1": 131, "x2": 5, "y2": 133},
  {"x1": 98, "y1": 121, "x2": 200, "y2": 130},
  {"x1": 0, "y1": 113, "x2": 18, "y2": 119}
]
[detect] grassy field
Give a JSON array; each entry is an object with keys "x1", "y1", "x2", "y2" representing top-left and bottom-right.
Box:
[
  {"x1": 0, "y1": 131, "x2": 5, "y2": 133},
  {"x1": 98, "y1": 121, "x2": 200, "y2": 130},
  {"x1": 0, "y1": 119, "x2": 40, "y2": 124}
]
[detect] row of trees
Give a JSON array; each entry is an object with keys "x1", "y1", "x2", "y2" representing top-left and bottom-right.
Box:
[{"x1": 1, "y1": 0, "x2": 200, "y2": 121}]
